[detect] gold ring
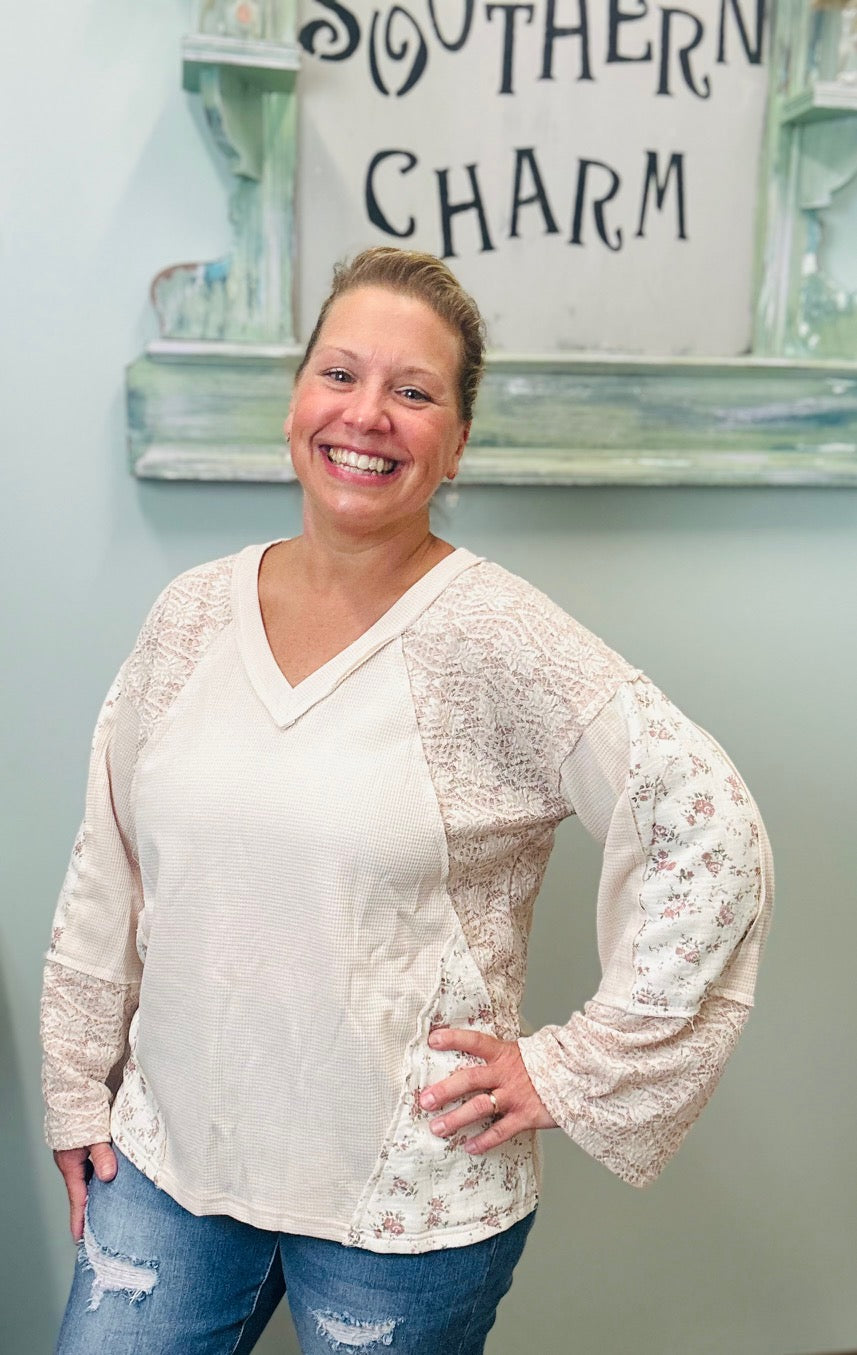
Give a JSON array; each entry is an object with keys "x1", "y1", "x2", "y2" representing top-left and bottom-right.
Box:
[{"x1": 487, "y1": 1090, "x2": 499, "y2": 1118}]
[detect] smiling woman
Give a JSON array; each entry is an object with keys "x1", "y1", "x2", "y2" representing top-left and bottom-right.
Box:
[
  {"x1": 42, "y1": 248, "x2": 772, "y2": 1355},
  {"x1": 285, "y1": 285, "x2": 469, "y2": 525}
]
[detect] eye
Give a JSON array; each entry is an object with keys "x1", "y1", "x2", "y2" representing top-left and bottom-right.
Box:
[
  {"x1": 398, "y1": 386, "x2": 431, "y2": 403},
  {"x1": 322, "y1": 367, "x2": 353, "y2": 384}
]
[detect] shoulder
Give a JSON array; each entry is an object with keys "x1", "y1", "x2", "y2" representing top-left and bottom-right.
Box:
[
  {"x1": 430, "y1": 557, "x2": 636, "y2": 670},
  {"x1": 138, "y1": 552, "x2": 237, "y2": 638},
  {"x1": 121, "y1": 551, "x2": 238, "y2": 727},
  {"x1": 408, "y1": 556, "x2": 640, "y2": 731}
]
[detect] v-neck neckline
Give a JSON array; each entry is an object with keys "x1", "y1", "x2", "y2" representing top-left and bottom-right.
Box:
[{"x1": 232, "y1": 539, "x2": 482, "y2": 727}]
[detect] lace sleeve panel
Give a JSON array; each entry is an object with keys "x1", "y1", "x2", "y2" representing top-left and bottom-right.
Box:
[
  {"x1": 40, "y1": 960, "x2": 139, "y2": 1150},
  {"x1": 518, "y1": 995, "x2": 748, "y2": 1187}
]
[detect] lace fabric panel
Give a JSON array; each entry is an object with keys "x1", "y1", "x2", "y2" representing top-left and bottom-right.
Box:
[
  {"x1": 402, "y1": 561, "x2": 638, "y2": 1038},
  {"x1": 519, "y1": 995, "x2": 748, "y2": 1186},
  {"x1": 123, "y1": 554, "x2": 235, "y2": 751},
  {"x1": 41, "y1": 960, "x2": 139, "y2": 1149}
]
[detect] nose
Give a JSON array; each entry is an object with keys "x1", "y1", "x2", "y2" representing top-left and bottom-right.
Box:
[{"x1": 342, "y1": 380, "x2": 391, "y2": 434}]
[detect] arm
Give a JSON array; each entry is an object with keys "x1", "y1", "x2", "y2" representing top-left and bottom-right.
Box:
[
  {"x1": 517, "y1": 676, "x2": 771, "y2": 1182},
  {"x1": 40, "y1": 670, "x2": 145, "y2": 1236},
  {"x1": 423, "y1": 677, "x2": 772, "y2": 1183}
]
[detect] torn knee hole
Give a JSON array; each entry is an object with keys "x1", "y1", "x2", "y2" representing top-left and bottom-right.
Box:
[
  {"x1": 79, "y1": 1215, "x2": 159, "y2": 1312},
  {"x1": 312, "y1": 1309, "x2": 399, "y2": 1350}
]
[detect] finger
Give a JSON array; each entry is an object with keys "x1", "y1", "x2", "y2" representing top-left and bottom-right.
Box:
[
  {"x1": 420, "y1": 1062, "x2": 495, "y2": 1112},
  {"x1": 428, "y1": 1089, "x2": 500, "y2": 1138},
  {"x1": 428, "y1": 1027, "x2": 498, "y2": 1059},
  {"x1": 89, "y1": 1142, "x2": 118, "y2": 1182},
  {"x1": 464, "y1": 1112, "x2": 529, "y2": 1156},
  {"x1": 64, "y1": 1164, "x2": 88, "y2": 1244}
]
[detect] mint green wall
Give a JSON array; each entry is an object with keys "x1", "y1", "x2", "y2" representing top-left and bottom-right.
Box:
[{"x1": 3, "y1": 6, "x2": 857, "y2": 1353}]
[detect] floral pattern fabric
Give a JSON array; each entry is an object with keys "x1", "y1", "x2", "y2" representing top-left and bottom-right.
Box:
[{"x1": 348, "y1": 932, "x2": 538, "y2": 1251}]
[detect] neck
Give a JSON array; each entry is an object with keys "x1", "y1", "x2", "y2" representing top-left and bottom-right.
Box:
[{"x1": 291, "y1": 507, "x2": 451, "y2": 598}]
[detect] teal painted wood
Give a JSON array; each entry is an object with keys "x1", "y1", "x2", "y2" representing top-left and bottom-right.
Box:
[
  {"x1": 127, "y1": 349, "x2": 857, "y2": 486},
  {"x1": 754, "y1": 0, "x2": 857, "y2": 359},
  {"x1": 150, "y1": 1, "x2": 299, "y2": 344}
]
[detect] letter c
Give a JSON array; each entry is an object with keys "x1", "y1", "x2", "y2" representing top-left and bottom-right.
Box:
[{"x1": 365, "y1": 149, "x2": 418, "y2": 237}]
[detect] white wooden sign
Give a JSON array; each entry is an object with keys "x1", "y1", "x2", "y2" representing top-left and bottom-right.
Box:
[{"x1": 296, "y1": 0, "x2": 769, "y2": 355}]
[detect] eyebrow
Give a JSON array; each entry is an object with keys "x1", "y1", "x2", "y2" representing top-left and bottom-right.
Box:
[{"x1": 316, "y1": 347, "x2": 439, "y2": 383}]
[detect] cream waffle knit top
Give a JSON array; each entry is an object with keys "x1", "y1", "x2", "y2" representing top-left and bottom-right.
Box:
[{"x1": 41, "y1": 542, "x2": 772, "y2": 1253}]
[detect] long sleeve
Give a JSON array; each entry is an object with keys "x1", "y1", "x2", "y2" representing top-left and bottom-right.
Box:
[
  {"x1": 41, "y1": 670, "x2": 145, "y2": 1149},
  {"x1": 41, "y1": 963, "x2": 139, "y2": 1149},
  {"x1": 518, "y1": 676, "x2": 772, "y2": 1185}
]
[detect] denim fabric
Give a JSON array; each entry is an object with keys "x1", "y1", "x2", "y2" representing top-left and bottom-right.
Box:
[{"x1": 56, "y1": 1149, "x2": 535, "y2": 1354}]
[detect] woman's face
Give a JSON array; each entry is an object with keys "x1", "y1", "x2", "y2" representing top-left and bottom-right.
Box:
[{"x1": 286, "y1": 286, "x2": 469, "y2": 537}]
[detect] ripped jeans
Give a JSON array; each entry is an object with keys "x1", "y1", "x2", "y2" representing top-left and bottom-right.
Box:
[{"x1": 55, "y1": 1148, "x2": 535, "y2": 1355}]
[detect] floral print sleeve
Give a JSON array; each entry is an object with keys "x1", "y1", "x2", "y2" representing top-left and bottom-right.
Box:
[{"x1": 518, "y1": 676, "x2": 772, "y2": 1184}]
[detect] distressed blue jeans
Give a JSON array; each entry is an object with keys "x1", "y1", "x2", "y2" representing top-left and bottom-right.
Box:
[{"x1": 56, "y1": 1148, "x2": 535, "y2": 1354}]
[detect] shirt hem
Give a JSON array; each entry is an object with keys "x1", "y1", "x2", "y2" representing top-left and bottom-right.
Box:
[{"x1": 113, "y1": 1126, "x2": 538, "y2": 1253}]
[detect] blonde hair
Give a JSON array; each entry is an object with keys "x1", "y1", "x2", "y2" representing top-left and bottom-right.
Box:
[{"x1": 297, "y1": 247, "x2": 487, "y2": 422}]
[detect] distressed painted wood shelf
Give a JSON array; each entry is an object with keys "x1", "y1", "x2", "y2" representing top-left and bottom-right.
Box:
[
  {"x1": 781, "y1": 83, "x2": 857, "y2": 123},
  {"x1": 182, "y1": 34, "x2": 300, "y2": 88},
  {"x1": 127, "y1": 347, "x2": 857, "y2": 486}
]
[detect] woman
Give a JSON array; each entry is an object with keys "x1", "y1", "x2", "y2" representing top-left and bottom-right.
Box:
[{"x1": 42, "y1": 247, "x2": 772, "y2": 1354}]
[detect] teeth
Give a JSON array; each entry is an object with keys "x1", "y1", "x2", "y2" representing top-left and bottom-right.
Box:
[{"x1": 326, "y1": 447, "x2": 395, "y2": 475}]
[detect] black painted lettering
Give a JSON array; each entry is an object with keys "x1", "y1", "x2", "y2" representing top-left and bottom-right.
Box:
[
  {"x1": 607, "y1": 0, "x2": 653, "y2": 62},
  {"x1": 657, "y1": 6, "x2": 711, "y2": 97},
  {"x1": 486, "y1": 3, "x2": 535, "y2": 94},
  {"x1": 298, "y1": 0, "x2": 361, "y2": 60},
  {"x1": 369, "y1": 7, "x2": 429, "y2": 97},
  {"x1": 541, "y1": 0, "x2": 593, "y2": 82},
  {"x1": 717, "y1": 0, "x2": 764, "y2": 63},
  {"x1": 427, "y1": 0, "x2": 475, "y2": 51},
  {"x1": 365, "y1": 149, "x2": 418, "y2": 236},
  {"x1": 635, "y1": 150, "x2": 687, "y2": 239},
  {"x1": 436, "y1": 165, "x2": 495, "y2": 257},
  {"x1": 569, "y1": 159, "x2": 623, "y2": 250},
  {"x1": 509, "y1": 147, "x2": 559, "y2": 237}
]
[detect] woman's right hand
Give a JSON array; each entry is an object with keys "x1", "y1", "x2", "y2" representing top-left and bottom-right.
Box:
[{"x1": 53, "y1": 1142, "x2": 117, "y2": 1242}]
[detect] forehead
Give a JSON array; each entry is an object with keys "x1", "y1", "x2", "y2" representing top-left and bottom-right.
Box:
[{"x1": 316, "y1": 286, "x2": 461, "y2": 374}]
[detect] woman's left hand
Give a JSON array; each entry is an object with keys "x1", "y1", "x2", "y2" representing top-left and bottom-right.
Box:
[{"x1": 419, "y1": 1028, "x2": 557, "y2": 1154}]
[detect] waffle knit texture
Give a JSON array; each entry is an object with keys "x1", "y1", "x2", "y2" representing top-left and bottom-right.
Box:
[{"x1": 41, "y1": 542, "x2": 772, "y2": 1251}]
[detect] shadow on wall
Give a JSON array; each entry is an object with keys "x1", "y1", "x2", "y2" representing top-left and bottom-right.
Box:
[{"x1": 0, "y1": 950, "x2": 59, "y2": 1354}]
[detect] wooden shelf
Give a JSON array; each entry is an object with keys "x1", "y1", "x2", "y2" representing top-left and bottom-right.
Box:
[
  {"x1": 128, "y1": 347, "x2": 857, "y2": 487},
  {"x1": 781, "y1": 81, "x2": 857, "y2": 125},
  {"x1": 182, "y1": 34, "x2": 300, "y2": 92}
]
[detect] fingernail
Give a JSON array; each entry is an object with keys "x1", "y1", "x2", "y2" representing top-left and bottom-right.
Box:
[
  {"x1": 420, "y1": 1092, "x2": 436, "y2": 1109},
  {"x1": 431, "y1": 1119, "x2": 446, "y2": 1136},
  {"x1": 428, "y1": 1031, "x2": 443, "y2": 1047}
]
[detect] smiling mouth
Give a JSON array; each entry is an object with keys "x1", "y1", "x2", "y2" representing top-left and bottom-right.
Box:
[{"x1": 323, "y1": 446, "x2": 398, "y2": 476}]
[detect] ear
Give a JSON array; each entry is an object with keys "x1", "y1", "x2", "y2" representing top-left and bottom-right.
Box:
[
  {"x1": 447, "y1": 421, "x2": 470, "y2": 480},
  {"x1": 283, "y1": 412, "x2": 292, "y2": 442}
]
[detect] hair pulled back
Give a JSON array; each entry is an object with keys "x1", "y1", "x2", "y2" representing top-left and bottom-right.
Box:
[{"x1": 297, "y1": 247, "x2": 487, "y2": 423}]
